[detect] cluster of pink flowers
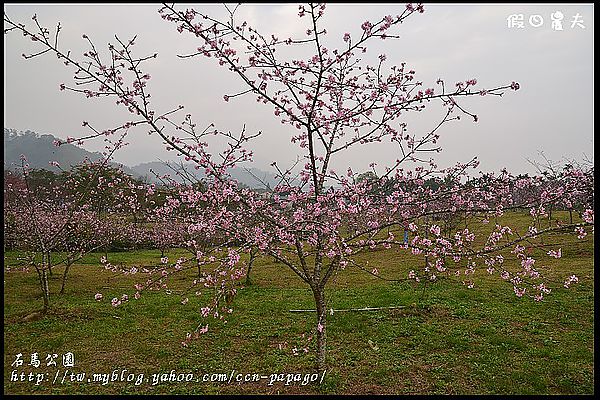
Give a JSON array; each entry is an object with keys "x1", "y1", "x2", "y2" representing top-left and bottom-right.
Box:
[
  {"x1": 563, "y1": 275, "x2": 579, "y2": 289},
  {"x1": 547, "y1": 249, "x2": 562, "y2": 259}
]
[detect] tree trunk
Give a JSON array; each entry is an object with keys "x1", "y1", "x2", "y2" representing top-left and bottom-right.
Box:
[
  {"x1": 245, "y1": 263, "x2": 253, "y2": 285},
  {"x1": 42, "y1": 269, "x2": 50, "y2": 313},
  {"x1": 60, "y1": 257, "x2": 72, "y2": 294},
  {"x1": 312, "y1": 286, "x2": 327, "y2": 373},
  {"x1": 35, "y1": 265, "x2": 44, "y2": 300},
  {"x1": 41, "y1": 252, "x2": 50, "y2": 314},
  {"x1": 47, "y1": 250, "x2": 53, "y2": 276},
  {"x1": 569, "y1": 210, "x2": 573, "y2": 224},
  {"x1": 424, "y1": 221, "x2": 429, "y2": 270}
]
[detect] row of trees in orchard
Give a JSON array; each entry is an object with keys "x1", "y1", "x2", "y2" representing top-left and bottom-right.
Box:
[
  {"x1": 4, "y1": 3, "x2": 594, "y2": 372},
  {"x1": 5, "y1": 162, "x2": 592, "y2": 253}
]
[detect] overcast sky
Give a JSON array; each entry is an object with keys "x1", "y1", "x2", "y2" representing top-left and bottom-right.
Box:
[{"x1": 4, "y1": 3, "x2": 594, "y2": 176}]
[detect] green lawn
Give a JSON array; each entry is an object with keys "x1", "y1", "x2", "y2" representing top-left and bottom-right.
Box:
[{"x1": 3, "y1": 212, "x2": 594, "y2": 394}]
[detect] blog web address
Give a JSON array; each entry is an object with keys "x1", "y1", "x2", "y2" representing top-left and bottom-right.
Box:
[{"x1": 9, "y1": 368, "x2": 327, "y2": 387}]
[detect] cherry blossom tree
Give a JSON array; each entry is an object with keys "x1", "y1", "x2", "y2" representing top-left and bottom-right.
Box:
[
  {"x1": 3, "y1": 142, "x2": 129, "y2": 311},
  {"x1": 4, "y1": 3, "x2": 594, "y2": 372},
  {"x1": 525, "y1": 154, "x2": 594, "y2": 225}
]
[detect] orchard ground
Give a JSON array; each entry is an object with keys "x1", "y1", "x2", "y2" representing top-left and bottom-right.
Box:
[{"x1": 3, "y1": 211, "x2": 594, "y2": 395}]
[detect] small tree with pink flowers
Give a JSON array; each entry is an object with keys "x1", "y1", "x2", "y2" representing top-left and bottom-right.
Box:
[{"x1": 3, "y1": 154, "x2": 127, "y2": 312}]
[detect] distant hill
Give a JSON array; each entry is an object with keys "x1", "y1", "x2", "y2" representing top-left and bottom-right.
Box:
[
  {"x1": 132, "y1": 161, "x2": 281, "y2": 189},
  {"x1": 4, "y1": 128, "x2": 137, "y2": 176},
  {"x1": 4, "y1": 128, "x2": 103, "y2": 172},
  {"x1": 4, "y1": 128, "x2": 281, "y2": 188}
]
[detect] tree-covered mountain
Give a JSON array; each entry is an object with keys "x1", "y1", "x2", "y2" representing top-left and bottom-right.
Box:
[
  {"x1": 4, "y1": 128, "x2": 281, "y2": 188},
  {"x1": 4, "y1": 128, "x2": 105, "y2": 172}
]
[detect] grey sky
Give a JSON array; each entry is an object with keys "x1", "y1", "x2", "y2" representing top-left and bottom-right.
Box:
[{"x1": 4, "y1": 3, "x2": 594, "y2": 176}]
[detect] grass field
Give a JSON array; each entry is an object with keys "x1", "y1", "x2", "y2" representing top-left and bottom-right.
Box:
[{"x1": 3, "y1": 211, "x2": 594, "y2": 394}]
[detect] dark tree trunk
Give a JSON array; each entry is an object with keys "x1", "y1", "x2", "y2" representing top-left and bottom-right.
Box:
[
  {"x1": 312, "y1": 286, "x2": 327, "y2": 374},
  {"x1": 60, "y1": 257, "x2": 73, "y2": 294},
  {"x1": 570, "y1": 210, "x2": 573, "y2": 224},
  {"x1": 42, "y1": 269, "x2": 49, "y2": 313},
  {"x1": 424, "y1": 220, "x2": 429, "y2": 270},
  {"x1": 47, "y1": 250, "x2": 53, "y2": 276},
  {"x1": 39, "y1": 252, "x2": 50, "y2": 314}
]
